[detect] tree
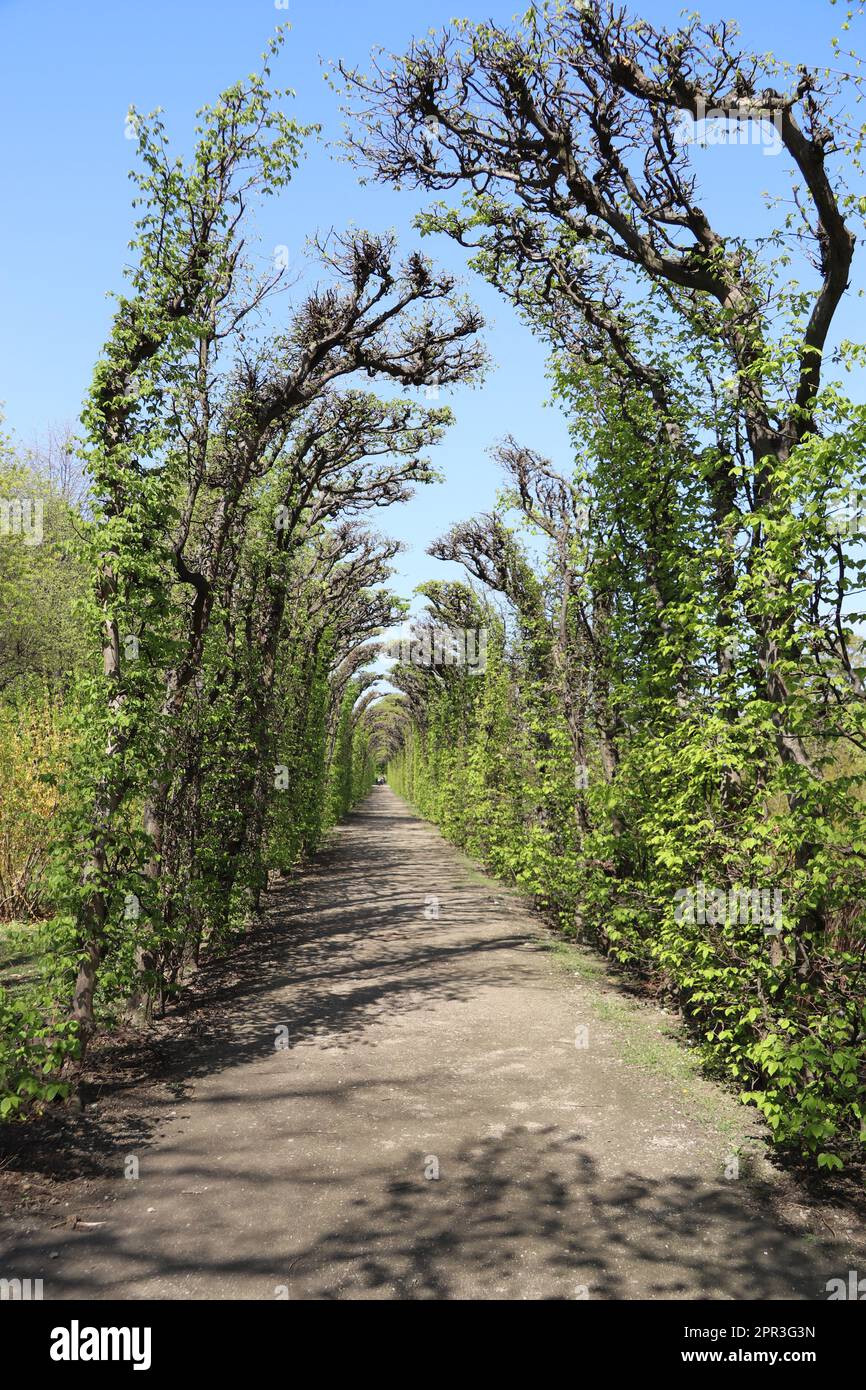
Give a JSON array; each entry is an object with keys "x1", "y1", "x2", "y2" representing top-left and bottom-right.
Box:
[
  {"x1": 342, "y1": 1, "x2": 866, "y2": 1164},
  {"x1": 53, "y1": 38, "x2": 484, "y2": 1058}
]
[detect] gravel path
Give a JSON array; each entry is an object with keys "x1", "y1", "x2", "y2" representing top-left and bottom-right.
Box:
[{"x1": 1, "y1": 787, "x2": 857, "y2": 1300}]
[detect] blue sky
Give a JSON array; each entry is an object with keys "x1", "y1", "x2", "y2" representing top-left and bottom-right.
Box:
[{"x1": 0, "y1": 0, "x2": 860, "y2": 607}]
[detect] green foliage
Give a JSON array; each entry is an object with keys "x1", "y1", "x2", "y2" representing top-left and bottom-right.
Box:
[
  {"x1": 351, "y1": 0, "x2": 866, "y2": 1173},
  {"x1": 0, "y1": 432, "x2": 90, "y2": 699},
  {"x1": 0, "y1": 983, "x2": 76, "y2": 1116},
  {"x1": 0, "y1": 38, "x2": 480, "y2": 1109},
  {"x1": 391, "y1": 420, "x2": 866, "y2": 1166}
]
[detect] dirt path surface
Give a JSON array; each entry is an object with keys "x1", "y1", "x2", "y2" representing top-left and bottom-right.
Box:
[{"x1": 1, "y1": 787, "x2": 860, "y2": 1300}]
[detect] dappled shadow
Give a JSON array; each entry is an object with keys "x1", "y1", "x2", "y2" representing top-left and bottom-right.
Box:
[
  {"x1": 0, "y1": 1124, "x2": 845, "y2": 1300},
  {"x1": 0, "y1": 790, "x2": 535, "y2": 1184},
  {"x1": 113, "y1": 795, "x2": 539, "y2": 1075},
  {"x1": 1, "y1": 789, "x2": 858, "y2": 1299}
]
